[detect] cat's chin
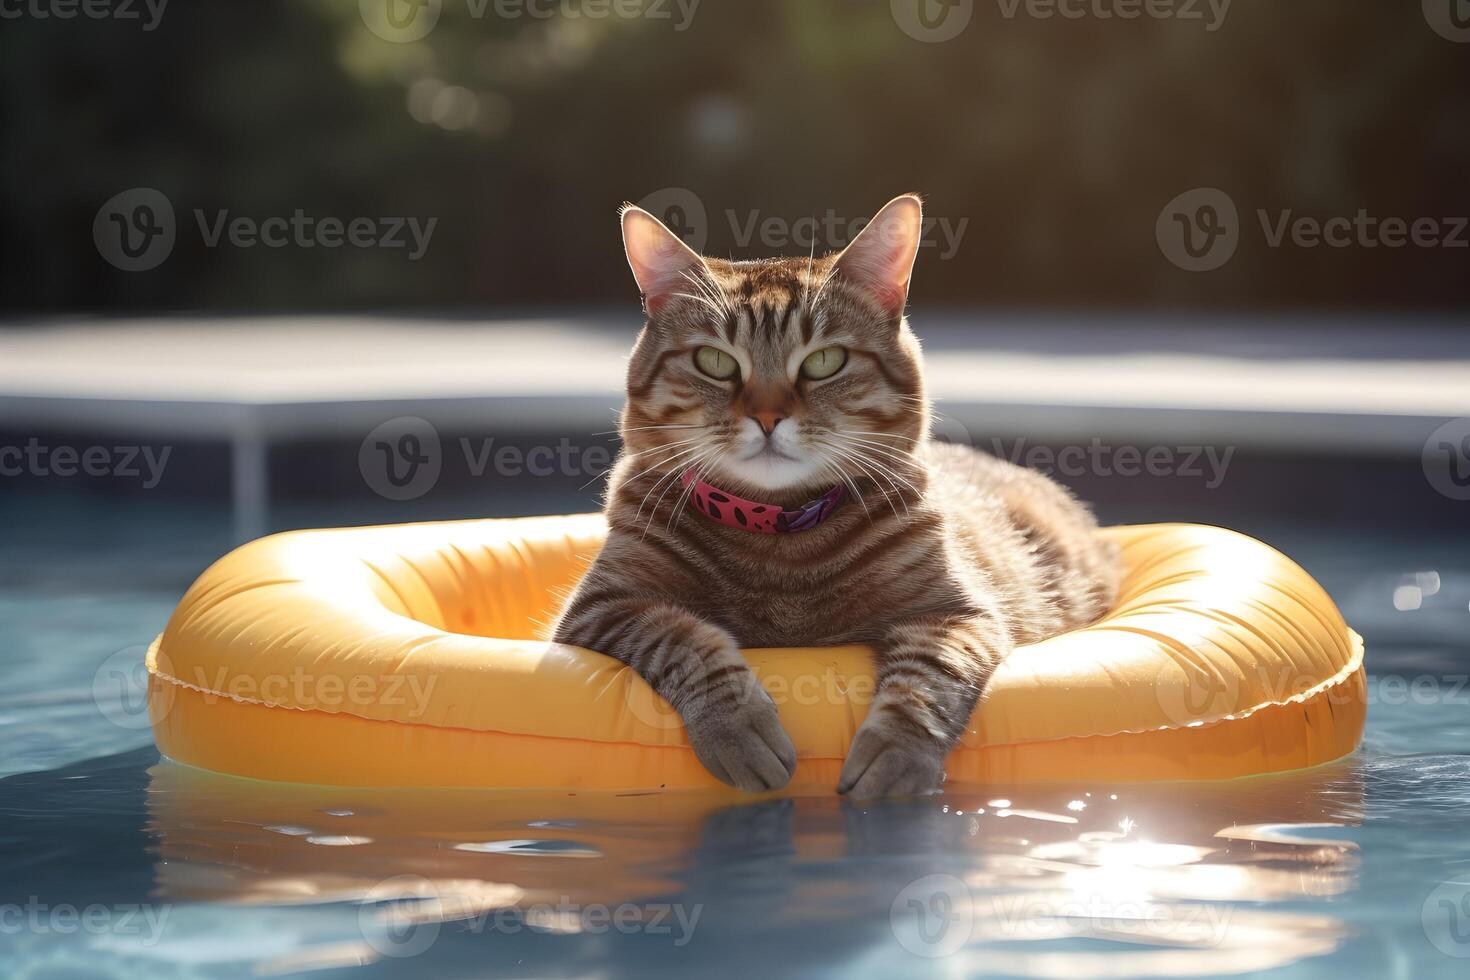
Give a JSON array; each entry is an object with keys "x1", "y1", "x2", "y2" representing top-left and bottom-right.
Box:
[{"x1": 713, "y1": 453, "x2": 830, "y2": 498}]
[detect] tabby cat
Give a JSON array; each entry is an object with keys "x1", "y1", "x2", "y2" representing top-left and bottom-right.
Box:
[{"x1": 553, "y1": 195, "x2": 1121, "y2": 797}]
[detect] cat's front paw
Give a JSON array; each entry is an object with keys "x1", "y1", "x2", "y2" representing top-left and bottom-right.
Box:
[
  {"x1": 837, "y1": 709, "x2": 947, "y2": 799},
  {"x1": 685, "y1": 690, "x2": 797, "y2": 793}
]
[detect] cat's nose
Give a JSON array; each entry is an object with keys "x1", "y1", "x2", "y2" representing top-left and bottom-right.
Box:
[{"x1": 750, "y1": 412, "x2": 786, "y2": 437}]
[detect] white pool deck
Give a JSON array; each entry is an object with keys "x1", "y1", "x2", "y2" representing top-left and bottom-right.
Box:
[{"x1": 3, "y1": 312, "x2": 1468, "y2": 537}]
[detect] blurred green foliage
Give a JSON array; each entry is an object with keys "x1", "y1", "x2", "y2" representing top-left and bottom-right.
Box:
[{"x1": 1, "y1": 0, "x2": 1466, "y2": 313}]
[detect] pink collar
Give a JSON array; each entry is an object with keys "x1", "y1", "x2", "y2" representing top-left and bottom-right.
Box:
[{"x1": 680, "y1": 469, "x2": 848, "y2": 534}]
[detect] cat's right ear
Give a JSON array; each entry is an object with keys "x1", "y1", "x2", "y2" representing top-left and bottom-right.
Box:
[{"x1": 621, "y1": 205, "x2": 705, "y2": 315}]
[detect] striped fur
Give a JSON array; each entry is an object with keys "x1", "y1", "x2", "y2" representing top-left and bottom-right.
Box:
[{"x1": 554, "y1": 198, "x2": 1120, "y2": 796}]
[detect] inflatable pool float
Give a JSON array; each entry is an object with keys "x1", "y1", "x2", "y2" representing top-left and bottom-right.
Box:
[{"x1": 146, "y1": 517, "x2": 1365, "y2": 790}]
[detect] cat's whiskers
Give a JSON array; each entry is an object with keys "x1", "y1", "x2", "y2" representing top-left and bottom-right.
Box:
[
  {"x1": 596, "y1": 424, "x2": 708, "y2": 436},
  {"x1": 641, "y1": 446, "x2": 716, "y2": 541},
  {"x1": 815, "y1": 455, "x2": 875, "y2": 525},
  {"x1": 827, "y1": 428, "x2": 923, "y2": 461},
  {"x1": 807, "y1": 259, "x2": 842, "y2": 318},
  {"x1": 620, "y1": 435, "x2": 706, "y2": 459},
  {"x1": 833, "y1": 427, "x2": 918, "y2": 443},
  {"x1": 624, "y1": 442, "x2": 713, "y2": 514},
  {"x1": 665, "y1": 447, "x2": 724, "y2": 535},
  {"x1": 678, "y1": 267, "x2": 735, "y2": 321},
  {"x1": 831, "y1": 438, "x2": 925, "y2": 497},
  {"x1": 582, "y1": 435, "x2": 707, "y2": 491},
  {"x1": 671, "y1": 291, "x2": 727, "y2": 320},
  {"x1": 831, "y1": 432, "x2": 926, "y2": 468},
  {"x1": 799, "y1": 223, "x2": 820, "y2": 314},
  {"x1": 816, "y1": 441, "x2": 909, "y2": 521},
  {"x1": 634, "y1": 460, "x2": 703, "y2": 538}
]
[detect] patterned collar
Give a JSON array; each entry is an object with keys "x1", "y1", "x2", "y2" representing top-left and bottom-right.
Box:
[{"x1": 680, "y1": 469, "x2": 848, "y2": 534}]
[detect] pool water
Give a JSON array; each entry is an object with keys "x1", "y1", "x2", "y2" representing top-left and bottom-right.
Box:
[{"x1": 2, "y1": 494, "x2": 1469, "y2": 979}]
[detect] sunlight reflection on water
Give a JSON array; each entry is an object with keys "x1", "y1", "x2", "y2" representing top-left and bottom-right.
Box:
[{"x1": 140, "y1": 760, "x2": 1364, "y2": 978}]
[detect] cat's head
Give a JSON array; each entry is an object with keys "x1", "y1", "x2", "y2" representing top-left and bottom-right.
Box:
[{"x1": 617, "y1": 194, "x2": 930, "y2": 499}]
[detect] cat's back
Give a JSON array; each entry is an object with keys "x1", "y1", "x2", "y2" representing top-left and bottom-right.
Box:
[{"x1": 921, "y1": 440, "x2": 1120, "y2": 637}]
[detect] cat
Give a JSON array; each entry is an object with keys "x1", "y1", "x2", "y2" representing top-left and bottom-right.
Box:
[{"x1": 553, "y1": 194, "x2": 1121, "y2": 798}]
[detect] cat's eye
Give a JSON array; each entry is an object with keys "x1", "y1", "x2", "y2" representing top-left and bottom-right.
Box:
[
  {"x1": 694, "y1": 346, "x2": 740, "y2": 381},
  {"x1": 799, "y1": 346, "x2": 848, "y2": 381}
]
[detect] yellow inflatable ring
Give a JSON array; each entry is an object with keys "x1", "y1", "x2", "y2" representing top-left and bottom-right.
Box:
[{"x1": 146, "y1": 517, "x2": 1365, "y2": 789}]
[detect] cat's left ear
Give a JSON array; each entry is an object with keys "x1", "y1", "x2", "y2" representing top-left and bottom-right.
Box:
[
  {"x1": 834, "y1": 194, "x2": 924, "y2": 317},
  {"x1": 621, "y1": 204, "x2": 706, "y2": 315}
]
